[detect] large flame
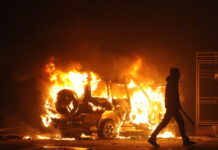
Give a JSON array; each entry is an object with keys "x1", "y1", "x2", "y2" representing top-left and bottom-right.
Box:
[
  {"x1": 41, "y1": 62, "x2": 101, "y2": 127},
  {"x1": 128, "y1": 81, "x2": 166, "y2": 128},
  {"x1": 41, "y1": 58, "x2": 174, "y2": 138}
]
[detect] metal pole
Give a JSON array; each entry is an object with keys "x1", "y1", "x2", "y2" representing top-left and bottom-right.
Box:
[{"x1": 180, "y1": 108, "x2": 195, "y2": 125}]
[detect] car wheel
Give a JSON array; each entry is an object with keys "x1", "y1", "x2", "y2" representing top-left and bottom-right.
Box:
[{"x1": 99, "y1": 120, "x2": 118, "y2": 139}]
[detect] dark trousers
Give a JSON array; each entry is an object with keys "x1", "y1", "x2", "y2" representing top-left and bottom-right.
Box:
[{"x1": 150, "y1": 109, "x2": 189, "y2": 142}]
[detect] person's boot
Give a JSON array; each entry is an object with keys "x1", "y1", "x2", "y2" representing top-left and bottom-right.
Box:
[
  {"x1": 147, "y1": 137, "x2": 160, "y2": 147},
  {"x1": 183, "y1": 140, "x2": 196, "y2": 146}
]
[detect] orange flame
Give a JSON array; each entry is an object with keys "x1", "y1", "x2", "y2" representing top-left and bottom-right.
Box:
[
  {"x1": 41, "y1": 62, "x2": 102, "y2": 127},
  {"x1": 23, "y1": 135, "x2": 32, "y2": 140},
  {"x1": 127, "y1": 80, "x2": 166, "y2": 129},
  {"x1": 37, "y1": 135, "x2": 51, "y2": 140},
  {"x1": 41, "y1": 59, "x2": 174, "y2": 138},
  {"x1": 158, "y1": 131, "x2": 175, "y2": 138}
]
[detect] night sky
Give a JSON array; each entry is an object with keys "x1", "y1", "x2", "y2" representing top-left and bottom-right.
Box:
[{"x1": 1, "y1": 1, "x2": 218, "y2": 133}]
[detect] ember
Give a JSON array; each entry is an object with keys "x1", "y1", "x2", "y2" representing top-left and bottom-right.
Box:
[{"x1": 23, "y1": 135, "x2": 32, "y2": 140}]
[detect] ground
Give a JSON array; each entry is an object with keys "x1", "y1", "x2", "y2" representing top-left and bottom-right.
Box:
[{"x1": 0, "y1": 137, "x2": 218, "y2": 150}]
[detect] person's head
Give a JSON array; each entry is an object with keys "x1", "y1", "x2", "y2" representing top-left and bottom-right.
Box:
[{"x1": 170, "y1": 68, "x2": 180, "y2": 79}]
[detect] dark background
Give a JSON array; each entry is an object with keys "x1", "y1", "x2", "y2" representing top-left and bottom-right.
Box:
[{"x1": 1, "y1": 1, "x2": 218, "y2": 134}]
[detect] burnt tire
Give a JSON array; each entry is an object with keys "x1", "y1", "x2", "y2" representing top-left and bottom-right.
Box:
[
  {"x1": 56, "y1": 89, "x2": 79, "y2": 115},
  {"x1": 98, "y1": 120, "x2": 118, "y2": 139}
]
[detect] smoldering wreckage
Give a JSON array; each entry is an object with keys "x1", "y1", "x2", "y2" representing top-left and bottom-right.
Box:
[{"x1": 1, "y1": 58, "x2": 176, "y2": 140}]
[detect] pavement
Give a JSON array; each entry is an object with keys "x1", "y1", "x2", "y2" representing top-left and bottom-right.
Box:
[{"x1": 0, "y1": 136, "x2": 218, "y2": 150}]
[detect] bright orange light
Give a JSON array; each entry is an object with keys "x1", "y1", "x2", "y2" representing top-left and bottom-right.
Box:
[
  {"x1": 158, "y1": 131, "x2": 175, "y2": 138},
  {"x1": 41, "y1": 59, "x2": 174, "y2": 138},
  {"x1": 128, "y1": 80, "x2": 166, "y2": 130},
  {"x1": 37, "y1": 135, "x2": 51, "y2": 140},
  {"x1": 130, "y1": 58, "x2": 142, "y2": 77},
  {"x1": 41, "y1": 62, "x2": 103, "y2": 127},
  {"x1": 23, "y1": 135, "x2": 32, "y2": 140}
]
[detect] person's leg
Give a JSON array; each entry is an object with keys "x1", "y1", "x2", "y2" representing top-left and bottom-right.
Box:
[
  {"x1": 173, "y1": 110, "x2": 189, "y2": 141},
  {"x1": 148, "y1": 110, "x2": 172, "y2": 146},
  {"x1": 173, "y1": 110, "x2": 195, "y2": 146},
  {"x1": 150, "y1": 110, "x2": 172, "y2": 139}
]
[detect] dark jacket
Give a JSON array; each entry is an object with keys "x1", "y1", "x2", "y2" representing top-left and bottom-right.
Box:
[{"x1": 165, "y1": 75, "x2": 181, "y2": 110}]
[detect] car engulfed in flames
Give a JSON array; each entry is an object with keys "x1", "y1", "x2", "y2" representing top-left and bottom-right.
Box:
[
  {"x1": 51, "y1": 80, "x2": 131, "y2": 139},
  {"x1": 40, "y1": 59, "x2": 175, "y2": 139}
]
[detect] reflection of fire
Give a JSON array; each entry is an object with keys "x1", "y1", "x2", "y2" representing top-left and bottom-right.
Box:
[
  {"x1": 23, "y1": 134, "x2": 77, "y2": 140},
  {"x1": 37, "y1": 135, "x2": 75, "y2": 140},
  {"x1": 41, "y1": 58, "x2": 174, "y2": 138}
]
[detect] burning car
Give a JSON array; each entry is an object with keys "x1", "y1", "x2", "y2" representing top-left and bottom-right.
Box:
[
  {"x1": 51, "y1": 78, "x2": 131, "y2": 139},
  {"x1": 41, "y1": 61, "x2": 175, "y2": 139}
]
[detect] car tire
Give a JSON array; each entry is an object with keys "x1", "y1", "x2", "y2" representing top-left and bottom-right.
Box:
[
  {"x1": 98, "y1": 120, "x2": 118, "y2": 139},
  {"x1": 56, "y1": 89, "x2": 79, "y2": 116}
]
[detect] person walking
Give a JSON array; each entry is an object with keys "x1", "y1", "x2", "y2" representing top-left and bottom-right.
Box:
[{"x1": 148, "y1": 68, "x2": 196, "y2": 146}]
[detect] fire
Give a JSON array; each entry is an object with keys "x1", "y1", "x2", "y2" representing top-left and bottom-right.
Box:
[
  {"x1": 127, "y1": 80, "x2": 166, "y2": 129},
  {"x1": 57, "y1": 137, "x2": 75, "y2": 141},
  {"x1": 88, "y1": 102, "x2": 105, "y2": 111},
  {"x1": 128, "y1": 80, "x2": 137, "y2": 88},
  {"x1": 158, "y1": 131, "x2": 175, "y2": 138},
  {"x1": 129, "y1": 58, "x2": 142, "y2": 77},
  {"x1": 23, "y1": 135, "x2": 32, "y2": 140},
  {"x1": 41, "y1": 62, "x2": 101, "y2": 127},
  {"x1": 41, "y1": 58, "x2": 174, "y2": 138},
  {"x1": 66, "y1": 101, "x2": 74, "y2": 112},
  {"x1": 37, "y1": 135, "x2": 51, "y2": 140}
]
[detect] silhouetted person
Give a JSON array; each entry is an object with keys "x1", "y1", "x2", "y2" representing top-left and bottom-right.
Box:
[{"x1": 148, "y1": 68, "x2": 195, "y2": 146}]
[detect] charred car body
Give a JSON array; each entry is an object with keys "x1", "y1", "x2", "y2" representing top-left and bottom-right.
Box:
[{"x1": 51, "y1": 78, "x2": 131, "y2": 139}]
